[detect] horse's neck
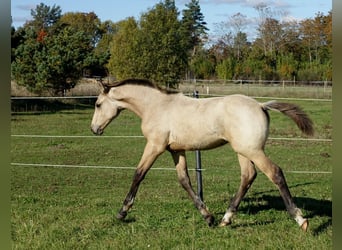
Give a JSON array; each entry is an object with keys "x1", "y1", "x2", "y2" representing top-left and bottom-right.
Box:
[{"x1": 119, "y1": 85, "x2": 170, "y2": 119}]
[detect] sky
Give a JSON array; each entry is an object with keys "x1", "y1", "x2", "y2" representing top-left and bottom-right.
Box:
[{"x1": 11, "y1": 0, "x2": 332, "y2": 40}]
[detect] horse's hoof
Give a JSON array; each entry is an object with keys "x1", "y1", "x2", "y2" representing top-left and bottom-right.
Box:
[
  {"x1": 116, "y1": 211, "x2": 127, "y2": 220},
  {"x1": 301, "y1": 219, "x2": 309, "y2": 232},
  {"x1": 205, "y1": 214, "x2": 215, "y2": 227},
  {"x1": 218, "y1": 220, "x2": 231, "y2": 227}
]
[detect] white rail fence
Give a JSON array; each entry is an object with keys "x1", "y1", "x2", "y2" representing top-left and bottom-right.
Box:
[{"x1": 11, "y1": 87, "x2": 332, "y2": 175}]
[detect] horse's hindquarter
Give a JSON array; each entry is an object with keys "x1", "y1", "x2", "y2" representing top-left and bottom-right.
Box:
[
  {"x1": 167, "y1": 95, "x2": 269, "y2": 152},
  {"x1": 220, "y1": 95, "x2": 270, "y2": 153}
]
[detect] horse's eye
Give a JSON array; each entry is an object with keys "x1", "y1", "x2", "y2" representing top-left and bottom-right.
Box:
[{"x1": 96, "y1": 103, "x2": 101, "y2": 108}]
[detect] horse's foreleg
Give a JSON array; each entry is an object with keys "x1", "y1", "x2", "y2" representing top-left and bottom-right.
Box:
[
  {"x1": 252, "y1": 152, "x2": 308, "y2": 231},
  {"x1": 117, "y1": 142, "x2": 164, "y2": 220},
  {"x1": 170, "y1": 151, "x2": 214, "y2": 227},
  {"x1": 220, "y1": 154, "x2": 257, "y2": 227}
]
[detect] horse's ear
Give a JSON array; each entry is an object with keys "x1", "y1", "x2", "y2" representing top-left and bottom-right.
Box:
[
  {"x1": 96, "y1": 78, "x2": 110, "y2": 93},
  {"x1": 102, "y1": 83, "x2": 111, "y2": 94}
]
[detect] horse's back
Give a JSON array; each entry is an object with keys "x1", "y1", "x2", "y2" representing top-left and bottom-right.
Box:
[{"x1": 165, "y1": 94, "x2": 269, "y2": 153}]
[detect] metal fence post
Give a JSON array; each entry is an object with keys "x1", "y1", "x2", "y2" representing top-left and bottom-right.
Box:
[{"x1": 193, "y1": 90, "x2": 204, "y2": 201}]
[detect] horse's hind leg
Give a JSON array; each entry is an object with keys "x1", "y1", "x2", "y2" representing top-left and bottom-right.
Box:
[
  {"x1": 251, "y1": 151, "x2": 308, "y2": 231},
  {"x1": 220, "y1": 154, "x2": 257, "y2": 227},
  {"x1": 170, "y1": 150, "x2": 214, "y2": 226}
]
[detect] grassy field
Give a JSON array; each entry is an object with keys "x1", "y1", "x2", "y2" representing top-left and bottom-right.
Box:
[
  {"x1": 180, "y1": 82, "x2": 332, "y2": 100},
  {"x1": 11, "y1": 93, "x2": 332, "y2": 249}
]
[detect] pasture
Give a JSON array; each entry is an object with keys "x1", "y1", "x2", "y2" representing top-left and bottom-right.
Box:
[{"x1": 11, "y1": 88, "x2": 332, "y2": 249}]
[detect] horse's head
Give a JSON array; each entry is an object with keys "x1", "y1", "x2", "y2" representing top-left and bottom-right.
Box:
[{"x1": 91, "y1": 88, "x2": 124, "y2": 135}]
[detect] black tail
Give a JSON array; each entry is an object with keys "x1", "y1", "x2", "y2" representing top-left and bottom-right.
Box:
[{"x1": 262, "y1": 101, "x2": 314, "y2": 136}]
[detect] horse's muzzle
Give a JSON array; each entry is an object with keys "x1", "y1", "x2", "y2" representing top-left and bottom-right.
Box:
[{"x1": 91, "y1": 125, "x2": 103, "y2": 135}]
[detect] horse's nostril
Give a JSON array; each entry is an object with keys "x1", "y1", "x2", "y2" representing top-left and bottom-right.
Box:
[
  {"x1": 97, "y1": 128, "x2": 103, "y2": 135},
  {"x1": 91, "y1": 126, "x2": 100, "y2": 135}
]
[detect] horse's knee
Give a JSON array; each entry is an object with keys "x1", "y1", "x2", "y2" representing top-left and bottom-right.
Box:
[
  {"x1": 176, "y1": 165, "x2": 192, "y2": 189},
  {"x1": 176, "y1": 173, "x2": 189, "y2": 188}
]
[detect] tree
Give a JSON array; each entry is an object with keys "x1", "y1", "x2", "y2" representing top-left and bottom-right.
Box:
[
  {"x1": 300, "y1": 12, "x2": 332, "y2": 65},
  {"x1": 254, "y1": 3, "x2": 285, "y2": 57},
  {"x1": 229, "y1": 13, "x2": 248, "y2": 60},
  {"x1": 59, "y1": 12, "x2": 103, "y2": 46},
  {"x1": 298, "y1": 11, "x2": 332, "y2": 80},
  {"x1": 181, "y1": 0, "x2": 208, "y2": 53},
  {"x1": 256, "y1": 17, "x2": 283, "y2": 57},
  {"x1": 92, "y1": 20, "x2": 118, "y2": 76},
  {"x1": 189, "y1": 48, "x2": 215, "y2": 79},
  {"x1": 29, "y1": 3, "x2": 62, "y2": 30},
  {"x1": 279, "y1": 20, "x2": 302, "y2": 59},
  {"x1": 233, "y1": 31, "x2": 249, "y2": 61},
  {"x1": 107, "y1": 18, "x2": 141, "y2": 80},
  {"x1": 181, "y1": 0, "x2": 208, "y2": 79},
  {"x1": 209, "y1": 29, "x2": 234, "y2": 62},
  {"x1": 11, "y1": 26, "x2": 26, "y2": 62},
  {"x1": 11, "y1": 3, "x2": 108, "y2": 95},
  {"x1": 59, "y1": 12, "x2": 110, "y2": 77},
  {"x1": 216, "y1": 57, "x2": 236, "y2": 80},
  {"x1": 139, "y1": 0, "x2": 187, "y2": 87},
  {"x1": 108, "y1": 0, "x2": 188, "y2": 88},
  {"x1": 12, "y1": 26, "x2": 93, "y2": 95},
  {"x1": 95, "y1": 20, "x2": 119, "y2": 54}
]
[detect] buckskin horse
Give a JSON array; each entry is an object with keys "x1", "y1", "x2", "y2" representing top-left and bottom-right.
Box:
[{"x1": 90, "y1": 78, "x2": 313, "y2": 231}]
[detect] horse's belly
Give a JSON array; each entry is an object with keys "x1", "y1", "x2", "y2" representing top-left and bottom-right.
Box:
[{"x1": 168, "y1": 134, "x2": 228, "y2": 151}]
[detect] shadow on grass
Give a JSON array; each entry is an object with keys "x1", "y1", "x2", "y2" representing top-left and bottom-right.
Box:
[
  {"x1": 239, "y1": 194, "x2": 331, "y2": 235},
  {"x1": 229, "y1": 220, "x2": 276, "y2": 229},
  {"x1": 112, "y1": 216, "x2": 137, "y2": 225}
]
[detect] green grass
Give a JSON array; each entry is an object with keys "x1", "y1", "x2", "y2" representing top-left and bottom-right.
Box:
[
  {"x1": 181, "y1": 82, "x2": 332, "y2": 100},
  {"x1": 11, "y1": 98, "x2": 332, "y2": 249}
]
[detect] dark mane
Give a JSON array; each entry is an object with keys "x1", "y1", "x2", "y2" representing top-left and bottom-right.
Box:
[{"x1": 102, "y1": 78, "x2": 179, "y2": 95}]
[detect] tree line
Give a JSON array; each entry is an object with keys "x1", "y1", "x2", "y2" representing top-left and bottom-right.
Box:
[{"x1": 11, "y1": 1, "x2": 331, "y2": 95}]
